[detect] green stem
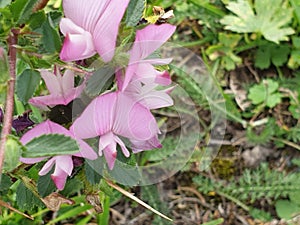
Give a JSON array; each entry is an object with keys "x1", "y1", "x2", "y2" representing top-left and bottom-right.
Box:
[
  {"x1": 175, "y1": 36, "x2": 214, "y2": 48},
  {"x1": 217, "y1": 190, "x2": 250, "y2": 211}
]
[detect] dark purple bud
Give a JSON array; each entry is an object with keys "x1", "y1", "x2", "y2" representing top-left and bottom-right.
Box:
[
  {"x1": 0, "y1": 107, "x2": 3, "y2": 123},
  {"x1": 12, "y1": 110, "x2": 35, "y2": 133},
  {"x1": 72, "y1": 156, "x2": 84, "y2": 167}
]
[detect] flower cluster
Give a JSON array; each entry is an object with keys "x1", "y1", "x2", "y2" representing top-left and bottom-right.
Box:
[{"x1": 20, "y1": 0, "x2": 176, "y2": 190}]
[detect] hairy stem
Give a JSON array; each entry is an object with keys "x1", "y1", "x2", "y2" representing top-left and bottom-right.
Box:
[{"x1": 0, "y1": 29, "x2": 18, "y2": 176}]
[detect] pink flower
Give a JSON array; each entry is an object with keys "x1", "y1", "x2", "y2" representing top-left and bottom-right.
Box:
[
  {"x1": 122, "y1": 79, "x2": 174, "y2": 110},
  {"x1": 59, "y1": 0, "x2": 129, "y2": 62},
  {"x1": 29, "y1": 69, "x2": 85, "y2": 109},
  {"x1": 117, "y1": 24, "x2": 176, "y2": 91},
  {"x1": 20, "y1": 120, "x2": 97, "y2": 190},
  {"x1": 71, "y1": 91, "x2": 161, "y2": 170}
]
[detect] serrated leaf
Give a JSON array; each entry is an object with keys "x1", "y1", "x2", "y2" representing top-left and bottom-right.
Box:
[
  {"x1": 220, "y1": 0, "x2": 294, "y2": 43},
  {"x1": 248, "y1": 79, "x2": 282, "y2": 107},
  {"x1": 85, "y1": 66, "x2": 115, "y2": 97},
  {"x1": 41, "y1": 13, "x2": 61, "y2": 53},
  {"x1": 37, "y1": 170, "x2": 56, "y2": 198},
  {"x1": 255, "y1": 43, "x2": 290, "y2": 69},
  {"x1": 267, "y1": 93, "x2": 282, "y2": 108},
  {"x1": 85, "y1": 160, "x2": 103, "y2": 185},
  {"x1": 141, "y1": 185, "x2": 170, "y2": 225},
  {"x1": 16, "y1": 69, "x2": 41, "y2": 104},
  {"x1": 0, "y1": 174, "x2": 12, "y2": 194},
  {"x1": 16, "y1": 182, "x2": 44, "y2": 211},
  {"x1": 125, "y1": 0, "x2": 146, "y2": 26},
  {"x1": 10, "y1": 0, "x2": 39, "y2": 24},
  {"x1": 22, "y1": 134, "x2": 80, "y2": 158}
]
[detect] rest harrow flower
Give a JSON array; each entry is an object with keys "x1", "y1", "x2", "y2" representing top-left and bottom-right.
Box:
[
  {"x1": 29, "y1": 69, "x2": 85, "y2": 109},
  {"x1": 60, "y1": 0, "x2": 129, "y2": 62},
  {"x1": 71, "y1": 91, "x2": 161, "y2": 170},
  {"x1": 117, "y1": 24, "x2": 176, "y2": 91},
  {"x1": 20, "y1": 120, "x2": 97, "y2": 190}
]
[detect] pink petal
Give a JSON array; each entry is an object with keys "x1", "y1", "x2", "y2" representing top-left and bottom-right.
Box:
[
  {"x1": 61, "y1": 69, "x2": 75, "y2": 91},
  {"x1": 55, "y1": 155, "x2": 73, "y2": 176},
  {"x1": 114, "y1": 135, "x2": 130, "y2": 157},
  {"x1": 138, "y1": 90, "x2": 174, "y2": 109},
  {"x1": 60, "y1": 18, "x2": 86, "y2": 36},
  {"x1": 71, "y1": 93, "x2": 117, "y2": 139},
  {"x1": 29, "y1": 94, "x2": 69, "y2": 108},
  {"x1": 40, "y1": 70, "x2": 61, "y2": 95},
  {"x1": 51, "y1": 172, "x2": 68, "y2": 190},
  {"x1": 62, "y1": 0, "x2": 109, "y2": 33},
  {"x1": 60, "y1": 32, "x2": 96, "y2": 62},
  {"x1": 99, "y1": 132, "x2": 115, "y2": 156},
  {"x1": 39, "y1": 157, "x2": 56, "y2": 176},
  {"x1": 130, "y1": 24, "x2": 176, "y2": 61},
  {"x1": 73, "y1": 139, "x2": 97, "y2": 160},
  {"x1": 114, "y1": 93, "x2": 159, "y2": 140},
  {"x1": 102, "y1": 142, "x2": 117, "y2": 170},
  {"x1": 93, "y1": 0, "x2": 130, "y2": 62},
  {"x1": 20, "y1": 120, "x2": 71, "y2": 144},
  {"x1": 121, "y1": 63, "x2": 138, "y2": 91},
  {"x1": 141, "y1": 58, "x2": 173, "y2": 65},
  {"x1": 154, "y1": 70, "x2": 172, "y2": 86},
  {"x1": 134, "y1": 63, "x2": 171, "y2": 85},
  {"x1": 20, "y1": 156, "x2": 46, "y2": 164},
  {"x1": 130, "y1": 136, "x2": 162, "y2": 153},
  {"x1": 29, "y1": 69, "x2": 85, "y2": 108}
]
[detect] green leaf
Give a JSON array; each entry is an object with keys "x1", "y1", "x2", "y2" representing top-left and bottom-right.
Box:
[
  {"x1": 249, "y1": 208, "x2": 272, "y2": 222},
  {"x1": 16, "y1": 69, "x2": 41, "y2": 104},
  {"x1": 16, "y1": 182, "x2": 44, "y2": 211},
  {"x1": 41, "y1": 13, "x2": 61, "y2": 53},
  {"x1": 28, "y1": 10, "x2": 46, "y2": 30},
  {"x1": 85, "y1": 158, "x2": 104, "y2": 185},
  {"x1": 49, "y1": 205, "x2": 93, "y2": 224},
  {"x1": 85, "y1": 66, "x2": 115, "y2": 97},
  {"x1": 290, "y1": 0, "x2": 300, "y2": 24},
  {"x1": 125, "y1": 0, "x2": 146, "y2": 26},
  {"x1": 205, "y1": 33, "x2": 242, "y2": 70},
  {"x1": 255, "y1": 43, "x2": 290, "y2": 69},
  {"x1": 141, "y1": 185, "x2": 170, "y2": 225},
  {"x1": 10, "y1": 0, "x2": 39, "y2": 24},
  {"x1": 0, "y1": 174, "x2": 12, "y2": 194},
  {"x1": 289, "y1": 190, "x2": 300, "y2": 204},
  {"x1": 108, "y1": 153, "x2": 140, "y2": 186},
  {"x1": 37, "y1": 170, "x2": 56, "y2": 197},
  {"x1": 22, "y1": 134, "x2": 80, "y2": 158},
  {"x1": 248, "y1": 79, "x2": 282, "y2": 108},
  {"x1": 60, "y1": 177, "x2": 83, "y2": 197},
  {"x1": 142, "y1": 136, "x2": 177, "y2": 162},
  {"x1": 220, "y1": 0, "x2": 294, "y2": 43},
  {"x1": 3, "y1": 137, "x2": 22, "y2": 172},
  {"x1": 275, "y1": 200, "x2": 300, "y2": 220},
  {"x1": 0, "y1": 0, "x2": 11, "y2": 8},
  {"x1": 201, "y1": 218, "x2": 224, "y2": 225}
]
